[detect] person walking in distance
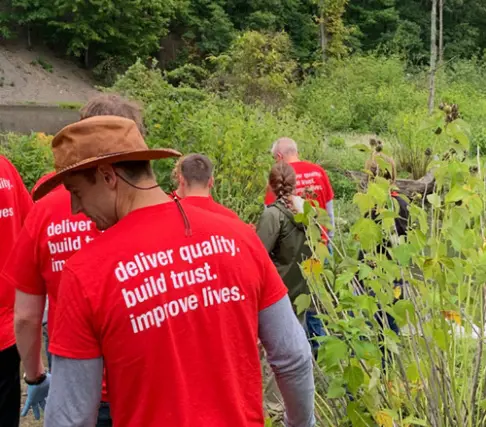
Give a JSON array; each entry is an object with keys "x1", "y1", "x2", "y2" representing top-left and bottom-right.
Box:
[
  {"x1": 256, "y1": 162, "x2": 313, "y2": 419},
  {"x1": 172, "y1": 153, "x2": 240, "y2": 220},
  {"x1": 1, "y1": 94, "x2": 146, "y2": 426},
  {"x1": 34, "y1": 115, "x2": 315, "y2": 427},
  {"x1": 0, "y1": 156, "x2": 33, "y2": 427},
  {"x1": 265, "y1": 137, "x2": 335, "y2": 351}
]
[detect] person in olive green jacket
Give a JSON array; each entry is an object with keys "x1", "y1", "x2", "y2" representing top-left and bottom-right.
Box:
[
  {"x1": 256, "y1": 162, "x2": 311, "y2": 312},
  {"x1": 256, "y1": 161, "x2": 311, "y2": 420}
]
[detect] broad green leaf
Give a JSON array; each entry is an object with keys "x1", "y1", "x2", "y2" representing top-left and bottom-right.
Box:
[
  {"x1": 352, "y1": 143, "x2": 371, "y2": 152},
  {"x1": 368, "y1": 367, "x2": 380, "y2": 390},
  {"x1": 351, "y1": 218, "x2": 382, "y2": 251},
  {"x1": 402, "y1": 416, "x2": 428, "y2": 426},
  {"x1": 445, "y1": 185, "x2": 471, "y2": 204},
  {"x1": 406, "y1": 363, "x2": 419, "y2": 382},
  {"x1": 335, "y1": 271, "x2": 356, "y2": 290},
  {"x1": 392, "y1": 244, "x2": 412, "y2": 266},
  {"x1": 347, "y1": 401, "x2": 374, "y2": 427},
  {"x1": 293, "y1": 294, "x2": 311, "y2": 315},
  {"x1": 427, "y1": 193, "x2": 441, "y2": 208},
  {"x1": 319, "y1": 337, "x2": 348, "y2": 367},
  {"x1": 344, "y1": 365, "x2": 364, "y2": 395},
  {"x1": 433, "y1": 328, "x2": 447, "y2": 351},
  {"x1": 355, "y1": 295, "x2": 378, "y2": 315},
  {"x1": 354, "y1": 192, "x2": 375, "y2": 216},
  {"x1": 327, "y1": 378, "x2": 346, "y2": 398}
]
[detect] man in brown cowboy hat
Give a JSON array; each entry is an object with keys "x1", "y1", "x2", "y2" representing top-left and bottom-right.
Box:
[
  {"x1": 3, "y1": 94, "x2": 147, "y2": 426},
  {"x1": 36, "y1": 116, "x2": 315, "y2": 427}
]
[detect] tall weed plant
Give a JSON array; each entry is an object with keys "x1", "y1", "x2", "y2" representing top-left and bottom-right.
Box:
[{"x1": 298, "y1": 113, "x2": 486, "y2": 426}]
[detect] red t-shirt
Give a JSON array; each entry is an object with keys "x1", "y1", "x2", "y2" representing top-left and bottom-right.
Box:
[
  {"x1": 50, "y1": 202, "x2": 287, "y2": 427},
  {"x1": 1, "y1": 184, "x2": 108, "y2": 399},
  {"x1": 181, "y1": 196, "x2": 240, "y2": 220},
  {"x1": 0, "y1": 156, "x2": 33, "y2": 351},
  {"x1": 264, "y1": 161, "x2": 334, "y2": 208}
]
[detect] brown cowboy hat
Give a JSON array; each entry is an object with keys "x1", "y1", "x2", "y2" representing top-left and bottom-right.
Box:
[{"x1": 33, "y1": 115, "x2": 181, "y2": 201}]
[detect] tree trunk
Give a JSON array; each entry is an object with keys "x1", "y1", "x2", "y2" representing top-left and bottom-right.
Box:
[
  {"x1": 439, "y1": 0, "x2": 444, "y2": 64},
  {"x1": 319, "y1": 17, "x2": 327, "y2": 62},
  {"x1": 84, "y1": 46, "x2": 89, "y2": 69},
  {"x1": 428, "y1": 0, "x2": 438, "y2": 114},
  {"x1": 27, "y1": 24, "x2": 31, "y2": 49}
]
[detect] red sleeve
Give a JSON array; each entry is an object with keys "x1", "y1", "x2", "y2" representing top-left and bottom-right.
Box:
[
  {"x1": 264, "y1": 186, "x2": 276, "y2": 206},
  {"x1": 13, "y1": 168, "x2": 33, "y2": 223},
  {"x1": 319, "y1": 166, "x2": 334, "y2": 203},
  {"x1": 49, "y1": 267, "x2": 101, "y2": 359},
  {"x1": 258, "y1": 246, "x2": 288, "y2": 311},
  {"x1": 1, "y1": 226, "x2": 45, "y2": 296}
]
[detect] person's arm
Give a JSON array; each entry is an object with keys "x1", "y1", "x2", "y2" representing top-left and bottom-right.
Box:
[
  {"x1": 259, "y1": 296, "x2": 315, "y2": 427},
  {"x1": 256, "y1": 207, "x2": 280, "y2": 253},
  {"x1": 325, "y1": 200, "x2": 335, "y2": 239},
  {"x1": 14, "y1": 290, "x2": 46, "y2": 380},
  {"x1": 44, "y1": 356, "x2": 103, "y2": 427}
]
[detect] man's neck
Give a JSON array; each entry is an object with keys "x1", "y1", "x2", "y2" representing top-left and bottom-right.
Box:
[
  {"x1": 184, "y1": 187, "x2": 211, "y2": 198},
  {"x1": 119, "y1": 184, "x2": 172, "y2": 219},
  {"x1": 283, "y1": 155, "x2": 300, "y2": 163}
]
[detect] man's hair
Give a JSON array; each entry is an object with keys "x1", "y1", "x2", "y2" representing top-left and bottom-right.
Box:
[
  {"x1": 179, "y1": 154, "x2": 214, "y2": 187},
  {"x1": 271, "y1": 137, "x2": 298, "y2": 157},
  {"x1": 80, "y1": 94, "x2": 145, "y2": 136},
  {"x1": 77, "y1": 94, "x2": 152, "y2": 183}
]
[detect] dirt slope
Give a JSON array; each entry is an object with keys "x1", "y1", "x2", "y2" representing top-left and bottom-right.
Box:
[{"x1": 0, "y1": 40, "x2": 100, "y2": 105}]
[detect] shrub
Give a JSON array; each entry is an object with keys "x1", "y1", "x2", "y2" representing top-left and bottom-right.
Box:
[
  {"x1": 296, "y1": 55, "x2": 426, "y2": 133},
  {"x1": 207, "y1": 31, "x2": 298, "y2": 109},
  {"x1": 0, "y1": 132, "x2": 53, "y2": 190}
]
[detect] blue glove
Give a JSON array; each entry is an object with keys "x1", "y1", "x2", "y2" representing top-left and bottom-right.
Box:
[{"x1": 21, "y1": 373, "x2": 51, "y2": 420}]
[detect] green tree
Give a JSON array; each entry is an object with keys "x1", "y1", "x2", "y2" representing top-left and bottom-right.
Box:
[
  {"x1": 48, "y1": 0, "x2": 176, "y2": 66},
  {"x1": 208, "y1": 30, "x2": 297, "y2": 108}
]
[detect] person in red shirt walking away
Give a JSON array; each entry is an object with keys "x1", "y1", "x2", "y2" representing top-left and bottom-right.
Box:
[
  {"x1": 172, "y1": 153, "x2": 240, "y2": 220},
  {"x1": 2, "y1": 94, "x2": 146, "y2": 426},
  {"x1": 0, "y1": 156, "x2": 33, "y2": 427},
  {"x1": 34, "y1": 115, "x2": 315, "y2": 427},
  {"x1": 264, "y1": 137, "x2": 335, "y2": 238}
]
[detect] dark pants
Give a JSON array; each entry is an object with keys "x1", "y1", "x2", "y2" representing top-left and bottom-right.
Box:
[
  {"x1": 0, "y1": 345, "x2": 20, "y2": 427},
  {"x1": 305, "y1": 310, "x2": 326, "y2": 358},
  {"x1": 96, "y1": 402, "x2": 113, "y2": 427},
  {"x1": 43, "y1": 323, "x2": 52, "y2": 371}
]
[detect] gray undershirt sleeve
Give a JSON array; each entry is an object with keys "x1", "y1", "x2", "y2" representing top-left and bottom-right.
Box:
[
  {"x1": 259, "y1": 296, "x2": 315, "y2": 427},
  {"x1": 44, "y1": 355, "x2": 103, "y2": 427},
  {"x1": 326, "y1": 200, "x2": 335, "y2": 239}
]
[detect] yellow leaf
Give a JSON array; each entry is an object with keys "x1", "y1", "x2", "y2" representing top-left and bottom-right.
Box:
[
  {"x1": 393, "y1": 286, "x2": 402, "y2": 299},
  {"x1": 442, "y1": 310, "x2": 461, "y2": 325},
  {"x1": 376, "y1": 411, "x2": 393, "y2": 427},
  {"x1": 302, "y1": 258, "x2": 323, "y2": 277}
]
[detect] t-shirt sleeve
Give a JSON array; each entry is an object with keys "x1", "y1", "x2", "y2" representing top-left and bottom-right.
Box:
[
  {"x1": 257, "y1": 243, "x2": 288, "y2": 311},
  {"x1": 49, "y1": 267, "x2": 101, "y2": 359},
  {"x1": 264, "y1": 185, "x2": 276, "y2": 206},
  {"x1": 2, "y1": 226, "x2": 45, "y2": 296},
  {"x1": 319, "y1": 167, "x2": 334, "y2": 203},
  {"x1": 11, "y1": 166, "x2": 33, "y2": 223}
]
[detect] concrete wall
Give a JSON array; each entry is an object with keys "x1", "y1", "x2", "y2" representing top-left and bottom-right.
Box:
[{"x1": 0, "y1": 104, "x2": 80, "y2": 135}]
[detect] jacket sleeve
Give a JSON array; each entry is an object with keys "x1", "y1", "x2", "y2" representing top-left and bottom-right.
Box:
[{"x1": 256, "y1": 207, "x2": 281, "y2": 253}]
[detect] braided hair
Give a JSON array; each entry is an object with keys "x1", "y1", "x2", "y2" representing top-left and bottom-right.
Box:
[{"x1": 268, "y1": 162, "x2": 298, "y2": 214}]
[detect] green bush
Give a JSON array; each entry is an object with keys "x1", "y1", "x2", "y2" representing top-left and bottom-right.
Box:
[
  {"x1": 0, "y1": 132, "x2": 53, "y2": 190},
  {"x1": 296, "y1": 55, "x2": 426, "y2": 134}
]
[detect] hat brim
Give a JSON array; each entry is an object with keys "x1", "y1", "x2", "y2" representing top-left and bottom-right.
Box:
[{"x1": 33, "y1": 148, "x2": 182, "y2": 202}]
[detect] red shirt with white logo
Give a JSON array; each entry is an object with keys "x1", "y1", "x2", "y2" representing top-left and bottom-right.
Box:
[
  {"x1": 1, "y1": 183, "x2": 108, "y2": 399},
  {"x1": 181, "y1": 196, "x2": 240, "y2": 220},
  {"x1": 0, "y1": 156, "x2": 33, "y2": 351},
  {"x1": 49, "y1": 202, "x2": 287, "y2": 427},
  {"x1": 264, "y1": 161, "x2": 334, "y2": 209}
]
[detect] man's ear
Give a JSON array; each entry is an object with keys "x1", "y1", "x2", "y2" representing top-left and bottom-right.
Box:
[
  {"x1": 98, "y1": 165, "x2": 117, "y2": 188},
  {"x1": 208, "y1": 176, "x2": 215, "y2": 189}
]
